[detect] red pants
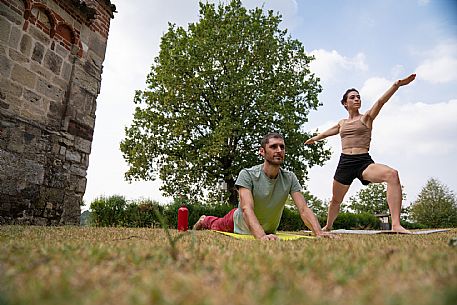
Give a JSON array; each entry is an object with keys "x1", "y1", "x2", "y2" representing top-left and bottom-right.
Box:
[{"x1": 201, "y1": 208, "x2": 236, "y2": 232}]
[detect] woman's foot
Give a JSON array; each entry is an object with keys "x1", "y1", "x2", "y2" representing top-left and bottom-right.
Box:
[
  {"x1": 322, "y1": 225, "x2": 332, "y2": 232},
  {"x1": 192, "y1": 215, "x2": 206, "y2": 230},
  {"x1": 391, "y1": 225, "x2": 411, "y2": 234}
]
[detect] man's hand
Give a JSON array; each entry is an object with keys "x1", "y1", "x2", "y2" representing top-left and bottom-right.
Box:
[{"x1": 259, "y1": 234, "x2": 279, "y2": 241}]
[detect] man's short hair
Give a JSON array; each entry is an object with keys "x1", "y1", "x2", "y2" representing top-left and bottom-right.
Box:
[{"x1": 261, "y1": 132, "x2": 284, "y2": 149}]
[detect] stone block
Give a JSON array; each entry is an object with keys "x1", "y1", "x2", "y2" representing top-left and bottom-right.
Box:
[
  {"x1": 48, "y1": 100, "x2": 63, "y2": 119},
  {"x1": 0, "y1": 54, "x2": 12, "y2": 77},
  {"x1": 8, "y1": 26, "x2": 21, "y2": 49},
  {"x1": 36, "y1": 77, "x2": 64, "y2": 101},
  {"x1": 38, "y1": 187, "x2": 65, "y2": 210},
  {"x1": 11, "y1": 64, "x2": 37, "y2": 89},
  {"x1": 19, "y1": 33, "x2": 32, "y2": 57},
  {"x1": 24, "y1": 159, "x2": 45, "y2": 185},
  {"x1": 30, "y1": 61, "x2": 52, "y2": 79},
  {"x1": 61, "y1": 61, "x2": 72, "y2": 81},
  {"x1": 23, "y1": 88, "x2": 42, "y2": 104},
  {"x1": 0, "y1": 16, "x2": 11, "y2": 43},
  {"x1": 60, "y1": 193, "x2": 81, "y2": 225},
  {"x1": 31, "y1": 41, "x2": 45, "y2": 63},
  {"x1": 52, "y1": 75, "x2": 68, "y2": 90},
  {"x1": 66, "y1": 149, "x2": 81, "y2": 162},
  {"x1": 0, "y1": 76, "x2": 23, "y2": 99},
  {"x1": 20, "y1": 101, "x2": 47, "y2": 124},
  {"x1": 70, "y1": 163, "x2": 86, "y2": 177},
  {"x1": 9, "y1": 48, "x2": 29, "y2": 63},
  {"x1": 0, "y1": 4, "x2": 22, "y2": 25},
  {"x1": 55, "y1": 43, "x2": 70, "y2": 59},
  {"x1": 88, "y1": 32, "x2": 107, "y2": 60},
  {"x1": 44, "y1": 50, "x2": 63, "y2": 75},
  {"x1": 28, "y1": 26, "x2": 50, "y2": 46},
  {"x1": 75, "y1": 136, "x2": 91, "y2": 153},
  {"x1": 73, "y1": 65, "x2": 99, "y2": 95},
  {"x1": 76, "y1": 177, "x2": 87, "y2": 193}
]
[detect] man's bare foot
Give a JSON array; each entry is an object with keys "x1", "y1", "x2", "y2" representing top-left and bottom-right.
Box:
[
  {"x1": 391, "y1": 225, "x2": 411, "y2": 234},
  {"x1": 192, "y1": 215, "x2": 206, "y2": 230}
]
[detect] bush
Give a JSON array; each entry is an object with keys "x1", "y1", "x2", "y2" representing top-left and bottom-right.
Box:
[
  {"x1": 123, "y1": 200, "x2": 164, "y2": 228},
  {"x1": 332, "y1": 212, "x2": 381, "y2": 230},
  {"x1": 400, "y1": 220, "x2": 427, "y2": 230},
  {"x1": 278, "y1": 207, "x2": 301, "y2": 231},
  {"x1": 90, "y1": 195, "x2": 127, "y2": 227}
]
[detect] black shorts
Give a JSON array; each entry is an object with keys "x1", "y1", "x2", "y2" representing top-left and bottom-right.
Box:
[{"x1": 334, "y1": 153, "x2": 374, "y2": 186}]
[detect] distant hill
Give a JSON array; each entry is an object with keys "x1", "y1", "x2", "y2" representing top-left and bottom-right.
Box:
[{"x1": 80, "y1": 210, "x2": 91, "y2": 226}]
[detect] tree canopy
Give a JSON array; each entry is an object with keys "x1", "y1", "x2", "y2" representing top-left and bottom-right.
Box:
[
  {"x1": 410, "y1": 178, "x2": 457, "y2": 228},
  {"x1": 348, "y1": 183, "x2": 407, "y2": 216},
  {"x1": 120, "y1": 0, "x2": 330, "y2": 204}
]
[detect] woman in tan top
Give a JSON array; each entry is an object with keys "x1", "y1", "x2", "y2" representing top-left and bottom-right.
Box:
[{"x1": 305, "y1": 73, "x2": 416, "y2": 233}]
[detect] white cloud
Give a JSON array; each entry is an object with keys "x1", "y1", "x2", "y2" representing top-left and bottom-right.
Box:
[
  {"x1": 415, "y1": 41, "x2": 457, "y2": 83},
  {"x1": 309, "y1": 49, "x2": 368, "y2": 84},
  {"x1": 372, "y1": 99, "x2": 457, "y2": 156}
]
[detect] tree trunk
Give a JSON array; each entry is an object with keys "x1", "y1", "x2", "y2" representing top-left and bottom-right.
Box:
[{"x1": 227, "y1": 179, "x2": 238, "y2": 206}]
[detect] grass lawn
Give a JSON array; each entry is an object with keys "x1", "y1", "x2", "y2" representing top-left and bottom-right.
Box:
[{"x1": 1, "y1": 226, "x2": 456, "y2": 305}]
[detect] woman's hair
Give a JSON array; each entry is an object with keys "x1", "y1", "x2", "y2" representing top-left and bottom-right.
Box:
[{"x1": 341, "y1": 88, "x2": 359, "y2": 109}]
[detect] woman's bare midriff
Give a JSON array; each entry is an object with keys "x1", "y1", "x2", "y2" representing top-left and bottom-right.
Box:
[{"x1": 342, "y1": 147, "x2": 369, "y2": 155}]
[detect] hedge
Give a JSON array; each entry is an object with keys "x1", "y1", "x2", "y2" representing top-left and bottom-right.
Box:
[{"x1": 88, "y1": 196, "x2": 396, "y2": 231}]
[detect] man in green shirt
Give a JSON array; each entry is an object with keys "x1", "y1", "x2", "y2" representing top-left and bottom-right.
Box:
[{"x1": 193, "y1": 132, "x2": 332, "y2": 240}]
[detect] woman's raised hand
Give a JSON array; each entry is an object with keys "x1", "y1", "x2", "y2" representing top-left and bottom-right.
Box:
[{"x1": 396, "y1": 73, "x2": 416, "y2": 87}]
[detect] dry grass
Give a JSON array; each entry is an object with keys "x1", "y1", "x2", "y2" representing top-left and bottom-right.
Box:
[{"x1": 1, "y1": 226, "x2": 456, "y2": 305}]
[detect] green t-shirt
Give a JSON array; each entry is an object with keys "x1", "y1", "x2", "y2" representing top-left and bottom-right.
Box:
[{"x1": 233, "y1": 164, "x2": 302, "y2": 234}]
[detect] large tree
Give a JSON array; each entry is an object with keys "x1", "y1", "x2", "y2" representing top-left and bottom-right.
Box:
[
  {"x1": 348, "y1": 183, "x2": 407, "y2": 216},
  {"x1": 410, "y1": 178, "x2": 457, "y2": 228},
  {"x1": 120, "y1": 0, "x2": 330, "y2": 204}
]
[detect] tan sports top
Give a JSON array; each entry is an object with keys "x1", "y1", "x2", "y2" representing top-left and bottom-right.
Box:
[{"x1": 340, "y1": 117, "x2": 372, "y2": 150}]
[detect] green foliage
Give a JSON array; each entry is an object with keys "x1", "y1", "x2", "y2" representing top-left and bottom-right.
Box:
[
  {"x1": 120, "y1": 0, "x2": 330, "y2": 205},
  {"x1": 89, "y1": 196, "x2": 163, "y2": 228},
  {"x1": 348, "y1": 183, "x2": 408, "y2": 217},
  {"x1": 332, "y1": 212, "x2": 381, "y2": 230},
  {"x1": 89, "y1": 195, "x2": 127, "y2": 227},
  {"x1": 278, "y1": 207, "x2": 304, "y2": 231},
  {"x1": 122, "y1": 199, "x2": 164, "y2": 228},
  {"x1": 349, "y1": 183, "x2": 389, "y2": 214},
  {"x1": 302, "y1": 190, "x2": 329, "y2": 218},
  {"x1": 410, "y1": 178, "x2": 457, "y2": 228}
]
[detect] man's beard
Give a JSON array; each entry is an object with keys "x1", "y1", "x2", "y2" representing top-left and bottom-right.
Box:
[{"x1": 266, "y1": 156, "x2": 283, "y2": 165}]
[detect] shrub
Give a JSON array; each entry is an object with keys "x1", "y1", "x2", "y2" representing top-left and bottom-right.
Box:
[
  {"x1": 123, "y1": 200, "x2": 163, "y2": 228},
  {"x1": 332, "y1": 212, "x2": 381, "y2": 230},
  {"x1": 90, "y1": 195, "x2": 127, "y2": 227}
]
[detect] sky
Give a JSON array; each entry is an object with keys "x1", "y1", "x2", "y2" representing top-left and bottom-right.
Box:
[{"x1": 83, "y1": 0, "x2": 457, "y2": 211}]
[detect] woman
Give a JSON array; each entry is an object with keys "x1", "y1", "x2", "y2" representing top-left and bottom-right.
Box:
[{"x1": 305, "y1": 73, "x2": 416, "y2": 233}]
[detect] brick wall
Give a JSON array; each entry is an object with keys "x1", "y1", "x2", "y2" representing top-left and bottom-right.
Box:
[{"x1": 0, "y1": 0, "x2": 116, "y2": 225}]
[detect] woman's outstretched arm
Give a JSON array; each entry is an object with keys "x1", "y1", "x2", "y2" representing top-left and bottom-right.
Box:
[
  {"x1": 364, "y1": 73, "x2": 416, "y2": 123},
  {"x1": 304, "y1": 121, "x2": 341, "y2": 145}
]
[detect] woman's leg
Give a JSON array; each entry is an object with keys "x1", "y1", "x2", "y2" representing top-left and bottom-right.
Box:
[
  {"x1": 323, "y1": 180, "x2": 350, "y2": 231},
  {"x1": 362, "y1": 163, "x2": 410, "y2": 233}
]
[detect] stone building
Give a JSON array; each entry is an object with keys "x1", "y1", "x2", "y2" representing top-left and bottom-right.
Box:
[{"x1": 0, "y1": 0, "x2": 116, "y2": 225}]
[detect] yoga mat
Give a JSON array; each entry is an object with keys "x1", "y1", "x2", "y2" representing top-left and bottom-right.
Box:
[
  {"x1": 213, "y1": 231, "x2": 315, "y2": 240},
  {"x1": 322, "y1": 229, "x2": 450, "y2": 235}
]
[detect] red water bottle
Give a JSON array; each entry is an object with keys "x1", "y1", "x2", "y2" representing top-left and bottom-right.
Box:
[{"x1": 177, "y1": 205, "x2": 189, "y2": 231}]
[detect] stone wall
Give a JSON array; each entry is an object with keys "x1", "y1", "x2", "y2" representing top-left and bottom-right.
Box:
[{"x1": 0, "y1": 0, "x2": 115, "y2": 225}]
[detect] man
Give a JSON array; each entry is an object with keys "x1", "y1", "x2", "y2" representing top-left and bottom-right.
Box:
[{"x1": 193, "y1": 132, "x2": 332, "y2": 240}]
